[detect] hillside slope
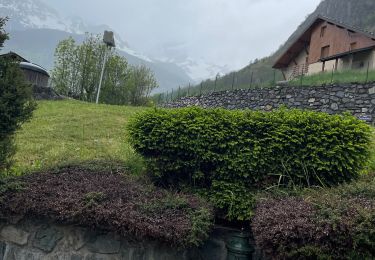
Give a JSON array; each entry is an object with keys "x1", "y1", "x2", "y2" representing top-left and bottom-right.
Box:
[
  {"x1": 13, "y1": 100, "x2": 147, "y2": 174},
  {"x1": 194, "y1": 0, "x2": 375, "y2": 93}
]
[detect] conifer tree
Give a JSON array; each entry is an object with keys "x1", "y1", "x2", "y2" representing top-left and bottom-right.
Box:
[{"x1": 0, "y1": 17, "x2": 36, "y2": 171}]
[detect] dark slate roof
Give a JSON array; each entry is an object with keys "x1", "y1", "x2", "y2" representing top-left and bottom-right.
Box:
[
  {"x1": 0, "y1": 51, "x2": 29, "y2": 62},
  {"x1": 273, "y1": 15, "x2": 375, "y2": 69}
]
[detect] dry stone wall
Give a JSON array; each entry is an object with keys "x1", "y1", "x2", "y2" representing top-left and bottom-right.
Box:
[
  {"x1": 164, "y1": 83, "x2": 375, "y2": 123},
  {"x1": 0, "y1": 218, "x2": 259, "y2": 260}
]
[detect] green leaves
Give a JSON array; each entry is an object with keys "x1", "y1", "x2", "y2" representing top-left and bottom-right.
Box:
[
  {"x1": 128, "y1": 107, "x2": 372, "y2": 220},
  {"x1": 51, "y1": 35, "x2": 158, "y2": 106},
  {"x1": 0, "y1": 20, "x2": 36, "y2": 172}
]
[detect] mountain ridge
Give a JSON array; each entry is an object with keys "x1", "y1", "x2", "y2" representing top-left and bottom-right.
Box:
[
  {"x1": 195, "y1": 0, "x2": 375, "y2": 92},
  {"x1": 0, "y1": 0, "x2": 193, "y2": 92}
]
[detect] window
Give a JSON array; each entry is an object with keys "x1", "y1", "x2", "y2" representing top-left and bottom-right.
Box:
[
  {"x1": 321, "y1": 45, "x2": 330, "y2": 58},
  {"x1": 320, "y1": 26, "x2": 327, "y2": 37},
  {"x1": 350, "y1": 42, "x2": 357, "y2": 50}
]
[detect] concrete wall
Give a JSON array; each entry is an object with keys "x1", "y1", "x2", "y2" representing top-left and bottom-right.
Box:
[
  {"x1": 163, "y1": 83, "x2": 375, "y2": 123},
  {"x1": 307, "y1": 61, "x2": 323, "y2": 75},
  {"x1": 323, "y1": 59, "x2": 336, "y2": 72},
  {"x1": 0, "y1": 218, "x2": 262, "y2": 260},
  {"x1": 283, "y1": 49, "x2": 309, "y2": 80}
]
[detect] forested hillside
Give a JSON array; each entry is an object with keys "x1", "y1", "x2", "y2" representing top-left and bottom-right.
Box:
[{"x1": 184, "y1": 0, "x2": 375, "y2": 95}]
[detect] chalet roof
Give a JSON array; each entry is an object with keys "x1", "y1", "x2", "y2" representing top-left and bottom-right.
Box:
[
  {"x1": 273, "y1": 15, "x2": 375, "y2": 69},
  {"x1": 20, "y1": 62, "x2": 50, "y2": 77},
  {"x1": 0, "y1": 51, "x2": 49, "y2": 77},
  {"x1": 0, "y1": 51, "x2": 29, "y2": 62}
]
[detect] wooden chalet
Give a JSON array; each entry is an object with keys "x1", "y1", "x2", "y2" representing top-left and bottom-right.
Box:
[
  {"x1": 273, "y1": 15, "x2": 375, "y2": 80},
  {"x1": 0, "y1": 51, "x2": 50, "y2": 88}
]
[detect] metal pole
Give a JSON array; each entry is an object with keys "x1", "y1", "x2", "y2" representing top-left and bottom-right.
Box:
[
  {"x1": 187, "y1": 83, "x2": 190, "y2": 96},
  {"x1": 365, "y1": 61, "x2": 370, "y2": 83},
  {"x1": 96, "y1": 45, "x2": 110, "y2": 104},
  {"x1": 178, "y1": 86, "x2": 181, "y2": 99},
  {"x1": 249, "y1": 71, "x2": 253, "y2": 89},
  {"x1": 214, "y1": 75, "x2": 218, "y2": 92},
  {"x1": 171, "y1": 89, "x2": 174, "y2": 101},
  {"x1": 200, "y1": 82, "x2": 203, "y2": 96},
  {"x1": 273, "y1": 69, "x2": 276, "y2": 85},
  {"x1": 231, "y1": 72, "x2": 235, "y2": 91}
]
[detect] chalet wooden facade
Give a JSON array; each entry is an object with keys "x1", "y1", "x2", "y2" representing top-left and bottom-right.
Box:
[
  {"x1": 273, "y1": 16, "x2": 375, "y2": 80},
  {"x1": 0, "y1": 52, "x2": 50, "y2": 88}
]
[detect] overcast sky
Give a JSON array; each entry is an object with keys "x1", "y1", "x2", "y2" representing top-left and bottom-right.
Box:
[{"x1": 42, "y1": 0, "x2": 321, "y2": 71}]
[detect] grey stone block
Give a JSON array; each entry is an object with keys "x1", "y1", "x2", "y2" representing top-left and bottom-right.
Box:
[
  {"x1": 369, "y1": 86, "x2": 375, "y2": 95},
  {"x1": 0, "y1": 242, "x2": 5, "y2": 260},
  {"x1": 336, "y1": 91, "x2": 345, "y2": 98},
  {"x1": 331, "y1": 103, "x2": 339, "y2": 111},
  {"x1": 71, "y1": 255, "x2": 84, "y2": 260},
  {"x1": 121, "y1": 246, "x2": 146, "y2": 260},
  {"x1": 0, "y1": 226, "x2": 29, "y2": 246},
  {"x1": 3, "y1": 244, "x2": 45, "y2": 260},
  {"x1": 33, "y1": 225, "x2": 63, "y2": 253},
  {"x1": 86, "y1": 234, "x2": 120, "y2": 254},
  {"x1": 84, "y1": 254, "x2": 115, "y2": 260}
]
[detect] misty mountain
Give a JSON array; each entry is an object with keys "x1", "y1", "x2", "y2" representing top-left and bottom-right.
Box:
[
  {"x1": 0, "y1": 0, "x2": 192, "y2": 92},
  {"x1": 148, "y1": 41, "x2": 230, "y2": 82},
  {"x1": 201, "y1": 0, "x2": 375, "y2": 92}
]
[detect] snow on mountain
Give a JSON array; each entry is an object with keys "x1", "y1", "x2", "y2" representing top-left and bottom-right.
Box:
[
  {"x1": 0, "y1": 0, "x2": 225, "y2": 85},
  {"x1": 150, "y1": 41, "x2": 230, "y2": 82},
  {"x1": 0, "y1": 0, "x2": 154, "y2": 63},
  {"x1": 0, "y1": 0, "x2": 68, "y2": 31},
  {"x1": 177, "y1": 58, "x2": 230, "y2": 82}
]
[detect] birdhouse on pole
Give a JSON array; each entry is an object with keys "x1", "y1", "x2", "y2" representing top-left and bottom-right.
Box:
[
  {"x1": 96, "y1": 31, "x2": 116, "y2": 104},
  {"x1": 103, "y1": 31, "x2": 116, "y2": 48}
]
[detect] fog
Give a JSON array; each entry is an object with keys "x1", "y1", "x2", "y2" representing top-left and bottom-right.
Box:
[{"x1": 43, "y1": 0, "x2": 321, "y2": 71}]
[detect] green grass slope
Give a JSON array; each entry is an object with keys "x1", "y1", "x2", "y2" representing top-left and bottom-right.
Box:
[
  {"x1": 12, "y1": 100, "x2": 148, "y2": 174},
  {"x1": 289, "y1": 70, "x2": 375, "y2": 86}
]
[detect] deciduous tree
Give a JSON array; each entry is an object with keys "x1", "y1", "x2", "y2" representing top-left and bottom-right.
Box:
[{"x1": 52, "y1": 34, "x2": 158, "y2": 105}]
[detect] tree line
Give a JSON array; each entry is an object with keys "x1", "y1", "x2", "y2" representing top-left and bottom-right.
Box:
[{"x1": 52, "y1": 34, "x2": 158, "y2": 106}]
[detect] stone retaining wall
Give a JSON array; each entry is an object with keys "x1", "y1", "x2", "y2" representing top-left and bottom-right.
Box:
[
  {"x1": 0, "y1": 218, "x2": 259, "y2": 260},
  {"x1": 163, "y1": 83, "x2": 375, "y2": 123}
]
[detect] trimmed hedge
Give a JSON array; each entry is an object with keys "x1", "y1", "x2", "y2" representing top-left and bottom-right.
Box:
[
  {"x1": 251, "y1": 174, "x2": 375, "y2": 259},
  {"x1": 128, "y1": 107, "x2": 372, "y2": 220}
]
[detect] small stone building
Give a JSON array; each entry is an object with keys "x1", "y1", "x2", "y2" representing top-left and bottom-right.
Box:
[
  {"x1": 274, "y1": 15, "x2": 375, "y2": 80},
  {"x1": 0, "y1": 51, "x2": 50, "y2": 88}
]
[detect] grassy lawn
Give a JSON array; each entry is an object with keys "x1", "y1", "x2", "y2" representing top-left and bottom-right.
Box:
[
  {"x1": 11, "y1": 99, "x2": 148, "y2": 175},
  {"x1": 289, "y1": 69, "x2": 375, "y2": 86},
  {"x1": 9, "y1": 98, "x2": 375, "y2": 176}
]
